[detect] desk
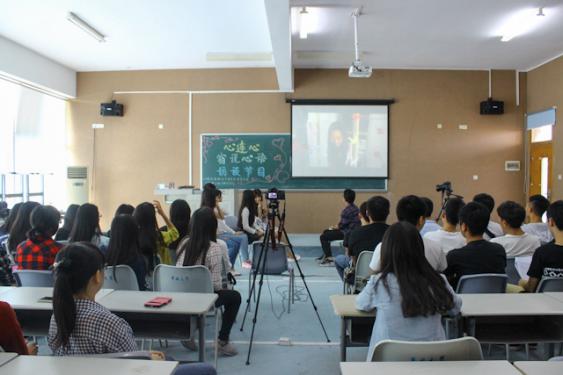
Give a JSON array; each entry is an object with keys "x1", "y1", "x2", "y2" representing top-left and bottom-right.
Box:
[
  {"x1": 460, "y1": 293, "x2": 563, "y2": 317},
  {"x1": 544, "y1": 292, "x2": 563, "y2": 304},
  {"x1": 98, "y1": 291, "x2": 217, "y2": 362},
  {"x1": 0, "y1": 286, "x2": 14, "y2": 296},
  {"x1": 340, "y1": 361, "x2": 521, "y2": 375},
  {"x1": 513, "y1": 361, "x2": 563, "y2": 375},
  {"x1": 0, "y1": 353, "x2": 17, "y2": 367},
  {"x1": 0, "y1": 355, "x2": 178, "y2": 375},
  {"x1": 330, "y1": 295, "x2": 375, "y2": 362},
  {"x1": 5, "y1": 287, "x2": 114, "y2": 336}
]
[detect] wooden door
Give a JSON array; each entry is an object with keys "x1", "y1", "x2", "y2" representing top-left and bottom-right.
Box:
[{"x1": 529, "y1": 141, "x2": 553, "y2": 198}]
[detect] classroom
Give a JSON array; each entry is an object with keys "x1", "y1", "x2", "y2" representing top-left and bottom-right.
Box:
[{"x1": 1, "y1": 1, "x2": 563, "y2": 374}]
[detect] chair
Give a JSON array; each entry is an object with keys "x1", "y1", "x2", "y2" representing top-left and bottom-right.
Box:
[
  {"x1": 153, "y1": 264, "x2": 219, "y2": 367},
  {"x1": 224, "y1": 216, "x2": 239, "y2": 231},
  {"x1": 537, "y1": 277, "x2": 563, "y2": 292},
  {"x1": 103, "y1": 265, "x2": 139, "y2": 291},
  {"x1": 456, "y1": 274, "x2": 508, "y2": 294},
  {"x1": 249, "y1": 241, "x2": 295, "y2": 312},
  {"x1": 505, "y1": 258, "x2": 521, "y2": 285},
  {"x1": 344, "y1": 250, "x2": 373, "y2": 294},
  {"x1": 549, "y1": 356, "x2": 563, "y2": 361},
  {"x1": 371, "y1": 337, "x2": 483, "y2": 362},
  {"x1": 13, "y1": 270, "x2": 54, "y2": 287}
]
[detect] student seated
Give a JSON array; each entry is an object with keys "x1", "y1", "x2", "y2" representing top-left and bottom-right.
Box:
[
  {"x1": 238, "y1": 189, "x2": 265, "y2": 249},
  {"x1": 69, "y1": 203, "x2": 110, "y2": 253},
  {"x1": 106, "y1": 215, "x2": 148, "y2": 291},
  {"x1": 55, "y1": 204, "x2": 79, "y2": 242},
  {"x1": 7, "y1": 201, "x2": 40, "y2": 255},
  {"x1": 49, "y1": 242, "x2": 215, "y2": 375},
  {"x1": 491, "y1": 201, "x2": 541, "y2": 258},
  {"x1": 444, "y1": 202, "x2": 507, "y2": 289},
  {"x1": 319, "y1": 189, "x2": 361, "y2": 266},
  {"x1": 472, "y1": 193, "x2": 503, "y2": 239},
  {"x1": 522, "y1": 194, "x2": 553, "y2": 244},
  {"x1": 177, "y1": 208, "x2": 241, "y2": 357},
  {"x1": 134, "y1": 201, "x2": 179, "y2": 270},
  {"x1": 420, "y1": 197, "x2": 440, "y2": 236},
  {"x1": 356, "y1": 222, "x2": 462, "y2": 361},
  {"x1": 424, "y1": 197, "x2": 466, "y2": 253},
  {"x1": 105, "y1": 204, "x2": 135, "y2": 238},
  {"x1": 15, "y1": 205, "x2": 62, "y2": 270},
  {"x1": 0, "y1": 246, "x2": 14, "y2": 285},
  {"x1": 335, "y1": 197, "x2": 389, "y2": 281},
  {"x1": 0, "y1": 202, "x2": 22, "y2": 238},
  {"x1": 369, "y1": 195, "x2": 446, "y2": 273},
  {"x1": 521, "y1": 200, "x2": 563, "y2": 292},
  {"x1": 0, "y1": 301, "x2": 38, "y2": 354}
]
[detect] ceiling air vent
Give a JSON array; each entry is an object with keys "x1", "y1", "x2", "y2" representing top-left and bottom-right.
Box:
[{"x1": 67, "y1": 166, "x2": 88, "y2": 179}]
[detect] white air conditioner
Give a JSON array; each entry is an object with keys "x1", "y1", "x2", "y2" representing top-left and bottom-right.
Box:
[{"x1": 66, "y1": 166, "x2": 89, "y2": 205}]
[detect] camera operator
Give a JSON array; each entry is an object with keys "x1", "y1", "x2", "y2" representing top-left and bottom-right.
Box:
[{"x1": 318, "y1": 189, "x2": 361, "y2": 266}]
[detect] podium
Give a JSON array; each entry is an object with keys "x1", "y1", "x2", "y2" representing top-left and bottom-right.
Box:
[{"x1": 153, "y1": 187, "x2": 237, "y2": 217}]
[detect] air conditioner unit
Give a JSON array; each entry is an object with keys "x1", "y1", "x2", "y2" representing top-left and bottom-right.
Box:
[{"x1": 66, "y1": 166, "x2": 89, "y2": 205}]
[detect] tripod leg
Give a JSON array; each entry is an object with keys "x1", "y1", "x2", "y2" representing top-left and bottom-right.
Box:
[
  {"x1": 281, "y1": 227, "x2": 331, "y2": 342},
  {"x1": 240, "y1": 233, "x2": 268, "y2": 331},
  {"x1": 246, "y1": 239, "x2": 271, "y2": 365}
]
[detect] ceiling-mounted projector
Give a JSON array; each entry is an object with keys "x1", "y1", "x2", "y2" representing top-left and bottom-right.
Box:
[
  {"x1": 349, "y1": 60, "x2": 372, "y2": 78},
  {"x1": 348, "y1": 9, "x2": 372, "y2": 79}
]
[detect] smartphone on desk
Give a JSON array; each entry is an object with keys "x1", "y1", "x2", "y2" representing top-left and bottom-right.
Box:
[
  {"x1": 38, "y1": 296, "x2": 53, "y2": 303},
  {"x1": 144, "y1": 296, "x2": 172, "y2": 308}
]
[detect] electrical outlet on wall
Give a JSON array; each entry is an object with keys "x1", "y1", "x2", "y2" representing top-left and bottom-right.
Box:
[
  {"x1": 459, "y1": 124, "x2": 468, "y2": 130},
  {"x1": 473, "y1": 175, "x2": 479, "y2": 180}
]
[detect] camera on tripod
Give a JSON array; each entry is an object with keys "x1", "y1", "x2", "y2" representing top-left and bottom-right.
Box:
[
  {"x1": 266, "y1": 187, "x2": 285, "y2": 209},
  {"x1": 435, "y1": 181, "x2": 453, "y2": 194}
]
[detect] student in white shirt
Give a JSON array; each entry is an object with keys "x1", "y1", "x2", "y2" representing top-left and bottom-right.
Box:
[
  {"x1": 238, "y1": 190, "x2": 264, "y2": 245},
  {"x1": 491, "y1": 201, "x2": 541, "y2": 258},
  {"x1": 420, "y1": 197, "x2": 441, "y2": 236},
  {"x1": 424, "y1": 197, "x2": 466, "y2": 253},
  {"x1": 473, "y1": 193, "x2": 504, "y2": 239},
  {"x1": 370, "y1": 195, "x2": 447, "y2": 273},
  {"x1": 522, "y1": 194, "x2": 553, "y2": 244}
]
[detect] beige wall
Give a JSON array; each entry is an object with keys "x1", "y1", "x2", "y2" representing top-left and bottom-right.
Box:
[
  {"x1": 70, "y1": 68, "x2": 527, "y2": 232},
  {"x1": 527, "y1": 56, "x2": 563, "y2": 201}
]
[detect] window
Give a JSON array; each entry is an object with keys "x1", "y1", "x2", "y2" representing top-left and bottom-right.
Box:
[
  {"x1": 531, "y1": 125, "x2": 553, "y2": 143},
  {"x1": 0, "y1": 78, "x2": 67, "y2": 209}
]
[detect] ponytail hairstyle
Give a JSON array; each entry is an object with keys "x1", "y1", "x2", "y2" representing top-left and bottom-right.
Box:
[
  {"x1": 52, "y1": 242, "x2": 105, "y2": 348},
  {"x1": 8, "y1": 201, "x2": 41, "y2": 252},
  {"x1": 178, "y1": 207, "x2": 217, "y2": 267},
  {"x1": 28, "y1": 205, "x2": 61, "y2": 240},
  {"x1": 69, "y1": 204, "x2": 102, "y2": 243}
]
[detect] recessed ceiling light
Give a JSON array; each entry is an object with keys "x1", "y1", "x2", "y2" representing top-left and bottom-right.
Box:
[
  {"x1": 67, "y1": 12, "x2": 106, "y2": 43},
  {"x1": 299, "y1": 7, "x2": 311, "y2": 39},
  {"x1": 499, "y1": 7, "x2": 547, "y2": 42}
]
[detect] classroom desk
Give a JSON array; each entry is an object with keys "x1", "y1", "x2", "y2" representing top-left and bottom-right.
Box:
[
  {"x1": 0, "y1": 353, "x2": 17, "y2": 367},
  {"x1": 513, "y1": 361, "x2": 563, "y2": 375},
  {"x1": 0, "y1": 355, "x2": 178, "y2": 375},
  {"x1": 340, "y1": 361, "x2": 521, "y2": 375},
  {"x1": 544, "y1": 292, "x2": 563, "y2": 304},
  {"x1": 0, "y1": 286, "x2": 14, "y2": 296},
  {"x1": 4, "y1": 287, "x2": 114, "y2": 336},
  {"x1": 98, "y1": 290, "x2": 218, "y2": 362},
  {"x1": 460, "y1": 293, "x2": 563, "y2": 356},
  {"x1": 330, "y1": 295, "x2": 375, "y2": 362}
]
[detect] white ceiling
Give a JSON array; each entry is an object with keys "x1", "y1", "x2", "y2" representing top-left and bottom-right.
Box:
[
  {"x1": 291, "y1": 0, "x2": 563, "y2": 71},
  {"x1": 0, "y1": 0, "x2": 274, "y2": 71},
  {"x1": 0, "y1": 0, "x2": 562, "y2": 78}
]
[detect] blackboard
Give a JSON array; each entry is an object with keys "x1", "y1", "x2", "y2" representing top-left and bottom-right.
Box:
[{"x1": 200, "y1": 134, "x2": 387, "y2": 190}]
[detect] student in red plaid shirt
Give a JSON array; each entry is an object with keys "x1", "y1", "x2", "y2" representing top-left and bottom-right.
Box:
[{"x1": 16, "y1": 205, "x2": 62, "y2": 270}]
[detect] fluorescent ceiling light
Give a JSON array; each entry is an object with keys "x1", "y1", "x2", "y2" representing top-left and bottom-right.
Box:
[
  {"x1": 498, "y1": 7, "x2": 547, "y2": 42},
  {"x1": 67, "y1": 12, "x2": 106, "y2": 43},
  {"x1": 299, "y1": 7, "x2": 310, "y2": 39}
]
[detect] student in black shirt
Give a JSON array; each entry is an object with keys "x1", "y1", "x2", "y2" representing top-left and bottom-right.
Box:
[
  {"x1": 522, "y1": 200, "x2": 563, "y2": 292},
  {"x1": 444, "y1": 202, "x2": 507, "y2": 289},
  {"x1": 334, "y1": 196, "x2": 390, "y2": 280}
]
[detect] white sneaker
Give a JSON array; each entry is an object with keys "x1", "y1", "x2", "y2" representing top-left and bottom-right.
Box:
[{"x1": 217, "y1": 340, "x2": 238, "y2": 356}]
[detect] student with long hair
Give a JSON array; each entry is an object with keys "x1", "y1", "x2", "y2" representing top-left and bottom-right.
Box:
[
  {"x1": 167, "y1": 199, "x2": 191, "y2": 251},
  {"x1": 134, "y1": 200, "x2": 178, "y2": 270},
  {"x1": 55, "y1": 204, "x2": 79, "y2": 242},
  {"x1": 238, "y1": 189, "x2": 264, "y2": 245},
  {"x1": 106, "y1": 215, "x2": 147, "y2": 290},
  {"x1": 69, "y1": 203, "x2": 109, "y2": 253},
  {"x1": 356, "y1": 222, "x2": 462, "y2": 360},
  {"x1": 177, "y1": 208, "x2": 241, "y2": 357},
  {"x1": 0, "y1": 202, "x2": 22, "y2": 237},
  {"x1": 105, "y1": 203, "x2": 135, "y2": 237},
  {"x1": 16, "y1": 205, "x2": 62, "y2": 270},
  {"x1": 253, "y1": 189, "x2": 267, "y2": 222},
  {"x1": 7, "y1": 201, "x2": 41, "y2": 254}
]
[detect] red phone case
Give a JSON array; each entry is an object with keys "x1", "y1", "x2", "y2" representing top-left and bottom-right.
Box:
[{"x1": 144, "y1": 296, "x2": 172, "y2": 308}]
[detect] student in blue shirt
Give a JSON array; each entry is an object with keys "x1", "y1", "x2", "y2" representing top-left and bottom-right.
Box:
[{"x1": 356, "y1": 221, "x2": 462, "y2": 361}]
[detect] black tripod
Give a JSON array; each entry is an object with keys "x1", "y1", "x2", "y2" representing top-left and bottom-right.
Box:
[
  {"x1": 435, "y1": 189, "x2": 464, "y2": 222},
  {"x1": 240, "y1": 201, "x2": 330, "y2": 365}
]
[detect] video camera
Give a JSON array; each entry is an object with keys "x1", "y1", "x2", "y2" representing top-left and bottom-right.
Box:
[
  {"x1": 435, "y1": 181, "x2": 453, "y2": 194},
  {"x1": 266, "y1": 188, "x2": 285, "y2": 210}
]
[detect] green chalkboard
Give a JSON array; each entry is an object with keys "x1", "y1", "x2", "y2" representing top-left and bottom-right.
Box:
[{"x1": 200, "y1": 134, "x2": 386, "y2": 190}]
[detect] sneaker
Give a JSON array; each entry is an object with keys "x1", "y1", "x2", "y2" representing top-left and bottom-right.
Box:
[
  {"x1": 217, "y1": 340, "x2": 238, "y2": 356},
  {"x1": 242, "y1": 260, "x2": 252, "y2": 269},
  {"x1": 319, "y1": 257, "x2": 335, "y2": 267},
  {"x1": 180, "y1": 338, "x2": 198, "y2": 351},
  {"x1": 287, "y1": 253, "x2": 301, "y2": 262},
  {"x1": 315, "y1": 255, "x2": 324, "y2": 261},
  {"x1": 230, "y1": 268, "x2": 241, "y2": 276}
]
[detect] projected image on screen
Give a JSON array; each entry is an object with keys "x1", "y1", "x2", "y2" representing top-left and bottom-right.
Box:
[{"x1": 291, "y1": 105, "x2": 389, "y2": 178}]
